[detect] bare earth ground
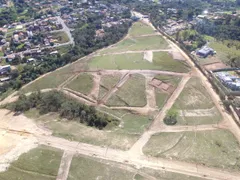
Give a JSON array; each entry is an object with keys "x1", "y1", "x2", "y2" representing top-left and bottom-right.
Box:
[{"x1": 0, "y1": 12, "x2": 240, "y2": 180}]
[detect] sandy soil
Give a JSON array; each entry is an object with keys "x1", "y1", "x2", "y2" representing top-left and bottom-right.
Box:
[{"x1": 143, "y1": 51, "x2": 153, "y2": 63}]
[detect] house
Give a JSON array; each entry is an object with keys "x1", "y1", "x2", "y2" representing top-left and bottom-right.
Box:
[
  {"x1": 197, "y1": 46, "x2": 214, "y2": 58},
  {"x1": 0, "y1": 65, "x2": 11, "y2": 74},
  {"x1": 27, "y1": 58, "x2": 36, "y2": 63}
]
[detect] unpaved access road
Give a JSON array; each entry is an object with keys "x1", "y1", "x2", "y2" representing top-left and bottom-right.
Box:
[{"x1": 37, "y1": 134, "x2": 240, "y2": 180}]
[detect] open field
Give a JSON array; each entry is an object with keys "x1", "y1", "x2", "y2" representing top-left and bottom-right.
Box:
[
  {"x1": 98, "y1": 74, "x2": 122, "y2": 100},
  {"x1": 106, "y1": 74, "x2": 147, "y2": 107},
  {"x1": 173, "y1": 77, "x2": 222, "y2": 125},
  {"x1": 143, "y1": 130, "x2": 240, "y2": 171},
  {"x1": 0, "y1": 146, "x2": 63, "y2": 180},
  {"x1": 154, "y1": 74, "x2": 182, "y2": 88},
  {"x1": 100, "y1": 35, "x2": 169, "y2": 54},
  {"x1": 25, "y1": 109, "x2": 152, "y2": 150},
  {"x1": 174, "y1": 77, "x2": 214, "y2": 110},
  {"x1": 21, "y1": 60, "x2": 87, "y2": 93},
  {"x1": 153, "y1": 52, "x2": 190, "y2": 73},
  {"x1": 128, "y1": 21, "x2": 155, "y2": 37},
  {"x1": 68, "y1": 155, "x2": 135, "y2": 180},
  {"x1": 66, "y1": 73, "x2": 93, "y2": 95},
  {"x1": 177, "y1": 107, "x2": 222, "y2": 125},
  {"x1": 89, "y1": 52, "x2": 190, "y2": 72}
]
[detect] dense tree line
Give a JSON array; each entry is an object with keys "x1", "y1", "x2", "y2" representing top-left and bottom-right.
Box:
[
  {"x1": 196, "y1": 16, "x2": 240, "y2": 41},
  {"x1": 9, "y1": 91, "x2": 119, "y2": 129}
]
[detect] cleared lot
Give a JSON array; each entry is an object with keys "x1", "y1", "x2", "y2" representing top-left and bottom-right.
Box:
[
  {"x1": 68, "y1": 155, "x2": 134, "y2": 180},
  {"x1": 106, "y1": 74, "x2": 147, "y2": 107},
  {"x1": 66, "y1": 73, "x2": 94, "y2": 95},
  {"x1": 100, "y1": 35, "x2": 169, "y2": 54},
  {"x1": 128, "y1": 21, "x2": 155, "y2": 37},
  {"x1": 143, "y1": 130, "x2": 240, "y2": 171},
  {"x1": 173, "y1": 77, "x2": 222, "y2": 125},
  {"x1": 0, "y1": 146, "x2": 63, "y2": 180}
]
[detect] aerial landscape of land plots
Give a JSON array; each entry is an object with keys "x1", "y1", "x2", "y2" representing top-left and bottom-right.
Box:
[{"x1": 1, "y1": 19, "x2": 240, "y2": 180}]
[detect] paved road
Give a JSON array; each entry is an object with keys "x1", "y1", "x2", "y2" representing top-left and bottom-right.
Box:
[{"x1": 56, "y1": 16, "x2": 75, "y2": 46}]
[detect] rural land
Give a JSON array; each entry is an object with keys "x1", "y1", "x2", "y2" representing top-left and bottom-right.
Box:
[{"x1": 1, "y1": 0, "x2": 240, "y2": 180}]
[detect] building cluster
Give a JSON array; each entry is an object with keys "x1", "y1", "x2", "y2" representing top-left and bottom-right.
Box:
[
  {"x1": 162, "y1": 19, "x2": 189, "y2": 36},
  {"x1": 60, "y1": 0, "x2": 129, "y2": 29},
  {"x1": 215, "y1": 71, "x2": 240, "y2": 91}
]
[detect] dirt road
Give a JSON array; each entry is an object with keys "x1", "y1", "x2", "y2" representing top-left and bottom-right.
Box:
[{"x1": 37, "y1": 135, "x2": 240, "y2": 180}]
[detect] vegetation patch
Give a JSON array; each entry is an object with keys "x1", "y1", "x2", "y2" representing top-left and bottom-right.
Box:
[
  {"x1": 107, "y1": 74, "x2": 147, "y2": 107},
  {"x1": 143, "y1": 130, "x2": 240, "y2": 171},
  {"x1": 66, "y1": 73, "x2": 94, "y2": 95},
  {"x1": 25, "y1": 108, "x2": 152, "y2": 150},
  {"x1": 0, "y1": 146, "x2": 63, "y2": 180},
  {"x1": 128, "y1": 21, "x2": 155, "y2": 37},
  {"x1": 49, "y1": 31, "x2": 70, "y2": 44},
  {"x1": 9, "y1": 91, "x2": 119, "y2": 129}
]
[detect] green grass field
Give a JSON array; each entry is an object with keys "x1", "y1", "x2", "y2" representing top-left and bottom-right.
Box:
[
  {"x1": 66, "y1": 73, "x2": 93, "y2": 95},
  {"x1": 106, "y1": 74, "x2": 147, "y2": 107},
  {"x1": 100, "y1": 35, "x2": 169, "y2": 54},
  {"x1": 154, "y1": 74, "x2": 182, "y2": 88},
  {"x1": 98, "y1": 74, "x2": 121, "y2": 100},
  {"x1": 21, "y1": 59, "x2": 87, "y2": 93},
  {"x1": 50, "y1": 31, "x2": 70, "y2": 44},
  {"x1": 143, "y1": 130, "x2": 240, "y2": 171},
  {"x1": 89, "y1": 52, "x2": 190, "y2": 72},
  {"x1": 128, "y1": 21, "x2": 155, "y2": 37},
  {"x1": 0, "y1": 146, "x2": 63, "y2": 180}
]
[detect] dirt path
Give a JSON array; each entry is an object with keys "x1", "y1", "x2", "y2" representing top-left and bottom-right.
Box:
[
  {"x1": 150, "y1": 76, "x2": 191, "y2": 131},
  {"x1": 128, "y1": 76, "x2": 190, "y2": 155},
  {"x1": 56, "y1": 151, "x2": 73, "y2": 180},
  {"x1": 145, "y1": 77, "x2": 156, "y2": 109},
  {"x1": 163, "y1": 28, "x2": 240, "y2": 145},
  {"x1": 100, "y1": 72, "x2": 130, "y2": 104},
  {"x1": 37, "y1": 134, "x2": 240, "y2": 180},
  {"x1": 58, "y1": 74, "x2": 78, "y2": 89},
  {"x1": 160, "y1": 124, "x2": 222, "y2": 132},
  {"x1": 89, "y1": 73, "x2": 101, "y2": 100},
  {"x1": 179, "y1": 107, "x2": 217, "y2": 117}
]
